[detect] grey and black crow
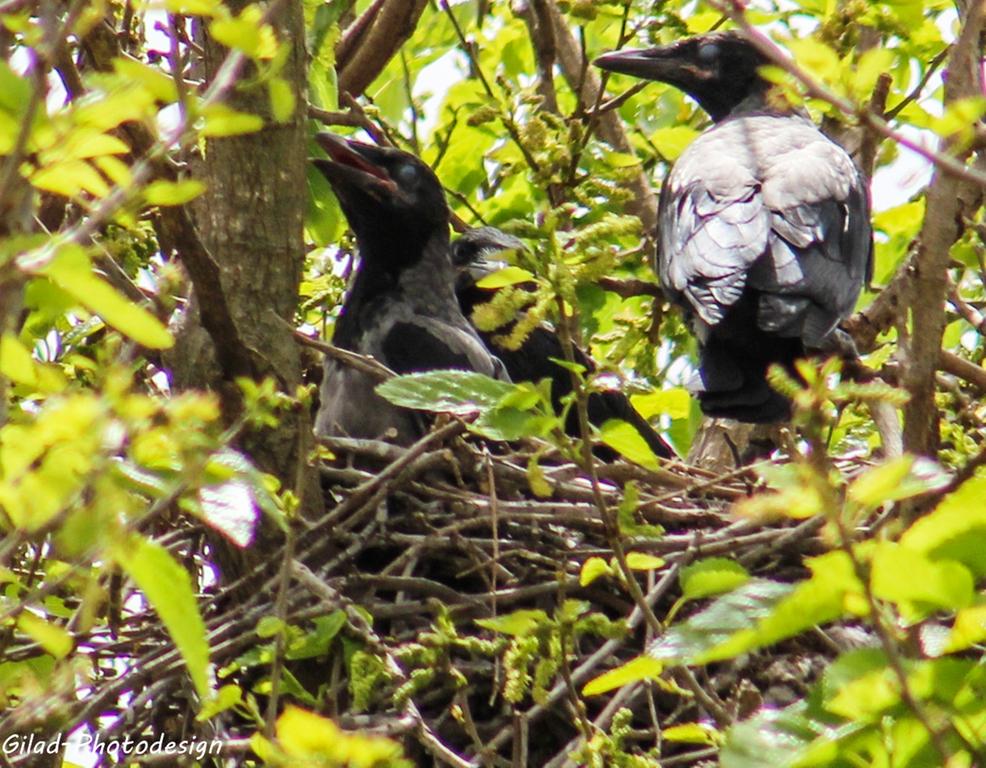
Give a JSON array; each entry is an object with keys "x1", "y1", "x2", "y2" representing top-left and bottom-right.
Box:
[
  {"x1": 596, "y1": 32, "x2": 872, "y2": 422},
  {"x1": 312, "y1": 134, "x2": 508, "y2": 441},
  {"x1": 452, "y1": 227, "x2": 676, "y2": 459}
]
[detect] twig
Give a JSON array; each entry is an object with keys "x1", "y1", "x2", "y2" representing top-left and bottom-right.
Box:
[
  {"x1": 293, "y1": 329, "x2": 395, "y2": 381},
  {"x1": 264, "y1": 525, "x2": 295, "y2": 736},
  {"x1": 940, "y1": 349, "x2": 986, "y2": 391},
  {"x1": 292, "y1": 561, "x2": 478, "y2": 768},
  {"x1": 335, "y1": 0, "x2": 428, "y2": 99},
  {"x1": 884, "y1": 47, "x2": 950, "y2": 121}
]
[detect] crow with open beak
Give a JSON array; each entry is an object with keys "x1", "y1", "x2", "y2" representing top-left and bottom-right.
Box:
[{"x1": 312, "y1": 134, "x2": 508, "y2": 442}]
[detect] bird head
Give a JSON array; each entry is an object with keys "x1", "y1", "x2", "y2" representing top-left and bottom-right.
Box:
[
  {"x1": 313, "y1": 133, "x2": 449, "y2": 256},
  {"x1": 451, "y1": 227, "x2": 527, "y2": 299},
  {"x1": 594, "y1": 31, "x2": 770, "y2": 122}
]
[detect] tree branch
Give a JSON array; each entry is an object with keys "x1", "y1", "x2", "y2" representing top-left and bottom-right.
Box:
[
  {"x1": 902, "y1": 0, "x2": 985, "y2": 454},
  {"x1": 335, "y1": 0, "x2": 428, "y2": 99},
  {"x1": 545, "y1": 1, "x2": 659, "y2": 235}
]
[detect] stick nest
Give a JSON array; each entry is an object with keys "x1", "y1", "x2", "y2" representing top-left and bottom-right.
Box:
[{"x1": 4, "y1": 421, "x2": 867, "y2": 767}]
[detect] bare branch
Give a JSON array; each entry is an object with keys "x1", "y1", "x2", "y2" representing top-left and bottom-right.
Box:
[
  {"x1": 293, "y1": 330, "x2": 395, "y2": 382},
  {"x1": 335, "y1": 0, "x2": 428, "y2": 99},
  {"x1": 940, "y1": 350, "x2": 986, "y2": 392},
  {"x1": 902, "y1": 0, "x2": 985, "y2": 454},
  {"x1": 545, "y1": 1, "x2": 659, "y2": 234}
]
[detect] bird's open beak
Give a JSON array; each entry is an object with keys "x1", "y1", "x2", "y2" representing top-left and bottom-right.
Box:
[{"x1": 312, "y1": 133, "x2": 398, "y2": 197}]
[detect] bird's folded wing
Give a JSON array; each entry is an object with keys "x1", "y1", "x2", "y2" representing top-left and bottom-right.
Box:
[
  {"x1": 661, "y1": 125, "x2": 871, "y2": 342},
  {"x1": 659, "y1": 175, "x2": 770, "y2": 327},
  {"x1": 380, "y1": 316, "x2": 509, "y2": 381},
  {"x1": 752, "y1": 142, "x2": 872, "y2": 343}
]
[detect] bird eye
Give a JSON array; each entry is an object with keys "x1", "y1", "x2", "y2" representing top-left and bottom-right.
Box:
[
  {"x1": 697, "y1": 42, "x2": 719, "y2": 63},
  {"x1": 394, "y1": 163, "x2": 418, "y2": 185}
]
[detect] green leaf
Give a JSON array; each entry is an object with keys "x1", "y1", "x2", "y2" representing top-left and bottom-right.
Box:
[
  {"x1": 733, "y1": 462, "x2": 825, "y2": 520},
  {"x1": 0, "y1": 394, "x2": 103, "y2": 531},
  {"x1": 475, "y1": 609, "x2": 548, "y2": 637},
  {"x1": 17, "y1": 612, "x2": 73, "y2": 659},
  {"x1": 526, "y1": 453, "x2": 553, "y2": 498},
  {"x1": 286, "y1": 612, "x2": 346, "y2": 660},
  {"x1": 269, "y1": 77, "x2": 296, "y2": 122},
  {"x1": 32, "y1": 160, "x2": 110, "y2": 198},
  {"x1": 685, "y1": 11, "x2": 722, "y2": 33},
  {"x1": 209, "y1": 7, "x2": 277, "y2": 59},
  {"x1": 680, "y1": 558, "x2": 750, "y2": 601},
  {"x1": 650, "y1": 126, "x2": 700, "y2": 161},
  {"x1": 870, "y1": 542, "x2": 974, "y2": 622},
  {"x1": 602, "y1": 150, "x2": 642, "y2": 168},
  {"x1": 197, "y1": 684, "x2": 242, "y2": 721},
  {"x1": 852, "y1": 48, "x2": 895, "y2": 100},
  {"x1": 630, "y1": 389, "x2": 691, "y2": 420},
  {"x1": 900, "y1": 476, "x2": 986, "y2": 577},
  {"x1": 112, "y1": 58, "x2": 179, "y2": 103},
  {"x1": 475, "y1": 265, "x2": 535, "y2": 289},
  {"x1": 847, "y1": 455, "x2": 949, "y2": 509},
  {"x1": 270, "y1": 705, "x2": 410, "y2": 765},
  {"x1": 720, "y1": 703, "x2": 816, "y2": 768},
  {"x1": 40, "y1": 245, "x2": 173, "y2": 349},
  {"x1": 932, "y1": 96, "x2": 986, "y2": 140},
  {"x1": 377, "y1": 370, "x2": 513, "y2": 416},
  {"x1": 93, "y1": 155, "x2": 132, "y2": 187},
  {"x1": 599, "y1": 418, "x2": 662, "y2": 469},
  {"x1": 144, "y1": 179, "x2": 206, "y2": 206},
  {"x1": 873, "y1": 199, "x2": 925, "y2": 238},
  {"x1": 200, "y1": 104, "x2": 264, "y2": 137},
  {"x1": 0, "y1": 333, "x2": 37, "y2": 386},
  {"x1": 662, "y1": 722, "x2": 721, "y2": 746},
  {"x1": 0, "y1": 60, "x2": 31, "y2": 115},
  {"x1": 942, "y1": 605, "x2": 986, "y2": 654},
  {"x1": 376, "y1": 370, "x2": 542, "y2": 440},
  {"x1": 617, "y1": 480, "x2": 664, "y2": 539},
  {"x1": 583, "y1": 655, "x2": 663, "y2": 696},
  {"x1": 650, "y1": 580, "x2": 793, "y2": 663},
  {"x1": 579, "y1": 556, "x2": 611, "y2": 587},
  {"x1": 625, "y1": 552, "x2": 665, "y2": 571},
  {"x1": 824, "y1": 656, "x2": 900, "y2": 720},
  {"x1": 256, "y1": 616, "x2": 285, "y2": 638},
  {"x1": 114, "y1": 537, "x2": 211, "y2": 700},
  {"x1": 164, "y1": 0, "x2": 222, "y2": 14},
  {"x1": 695, "y1": 552, "x2": 864, "y2": 664},
  {"x1": 45, "y1": 130, "x2": 130, "y2": 162},
  {"x1": 786, "y1": 38, "x2": 842, "y2": 85}
]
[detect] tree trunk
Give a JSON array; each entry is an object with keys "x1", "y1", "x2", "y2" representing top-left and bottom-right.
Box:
[
  {"x1": 902, "y1": 1, "x2": 985, "y2": 456},
  {"x1": 171, "y1": 0, "x2": 323, "y2": 565}
]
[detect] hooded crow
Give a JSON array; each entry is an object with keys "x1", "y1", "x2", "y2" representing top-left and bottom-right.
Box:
[
  {"x1": 452, "y1": 227, "x2": 676, "y2": 459},
  {"x1": 596, "y1": 31, "x2": 872, "y2": 422},
  {"x1": 312, "y1": 134, "x2": 508, "y2": 441}
]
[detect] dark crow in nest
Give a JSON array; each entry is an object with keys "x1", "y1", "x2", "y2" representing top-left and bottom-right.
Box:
[
  {"x1": 312, "y1": 134, "x2": 508, "y2": 441},
  {"x1": 453, "y1": 227, "x2": 676, "y2": 459}
]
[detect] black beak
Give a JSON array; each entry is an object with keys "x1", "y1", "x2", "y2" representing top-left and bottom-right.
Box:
[
  {"x1": 457, "y1": 255, "x2": 509, "y2": 286},
  {"x1": 312, "y1": 133, "x2": 398, "y2": 197},
  {"x1": 594, "y1": 48, "x2": 680, "y2": 82}
]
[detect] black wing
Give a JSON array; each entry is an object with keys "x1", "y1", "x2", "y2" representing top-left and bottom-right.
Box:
[{"x1": 380, "y1": 317, "x2": 509, "y2": 381}]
